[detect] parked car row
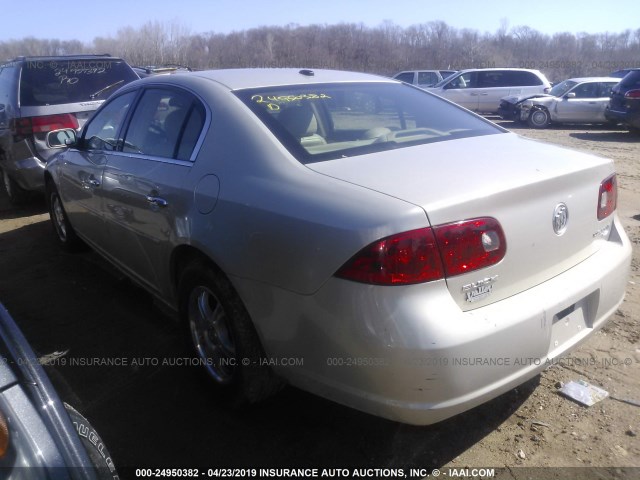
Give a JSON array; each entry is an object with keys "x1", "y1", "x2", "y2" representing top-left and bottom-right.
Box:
[
  {"x1": 497, "y1": 69, "x2": 640, "y2": 130},
  {"x1": 393, "y1": 66, "x2": 640, "y2": 131}
]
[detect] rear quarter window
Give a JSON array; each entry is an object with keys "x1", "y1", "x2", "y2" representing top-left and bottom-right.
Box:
[
  {"x1": 394, "y1": 72, "x2": 415, "y2": 83},
  {"x1": 19, "y1": 59, "x2": 138, "y2": 106},
  {"x1": 509, "y1": 71, "x2": 543, "y2": 86}
]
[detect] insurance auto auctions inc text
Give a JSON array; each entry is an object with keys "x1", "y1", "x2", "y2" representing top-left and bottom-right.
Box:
[{"x1": 243, "y1": 467, "x2": 495, "y2": 478}]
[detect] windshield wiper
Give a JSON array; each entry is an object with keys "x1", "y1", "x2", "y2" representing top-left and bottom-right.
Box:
[{"x1": 89, "y1": 80, "x2": 125, "y2": 99}]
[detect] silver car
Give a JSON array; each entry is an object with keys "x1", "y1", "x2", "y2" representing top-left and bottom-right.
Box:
[
  {"x1": 44, "y1": 69, "x2": 631, "y2": 425},
  {"x1": 0, "y1": 304, "x2": 117, "y2": 479},
  {"x1": 500, "y1": 77, "x2": 621, "y2": 128}
]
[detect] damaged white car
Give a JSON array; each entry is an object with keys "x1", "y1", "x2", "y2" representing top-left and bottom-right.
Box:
[{"x1": 499, "y1": 77, "x2": 620, "y2": 128}]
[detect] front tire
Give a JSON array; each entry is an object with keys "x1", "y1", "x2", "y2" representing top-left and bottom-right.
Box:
[
  {"x1": 527, "y1": 108, "x2": 550, "y2": 129},
  {"x1": 46, "y1": 181, "x2": 84, "y2": 252},
  {"x1": 65, "y1": 404, "x2": 118, "y2": 480},
  {"x1": 178, "y1": 261, "x2": 281, "y2": 405}
]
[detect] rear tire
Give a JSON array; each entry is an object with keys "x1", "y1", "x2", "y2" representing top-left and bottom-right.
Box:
[
  {"x1": 46, "y1": 181, "x2": 85, "y2": 252},
  {"x1": 65, "y1": 404, "x2": 118, "y2": 480},
  {"x1": 1, "y1": 167, "x2": 30, "y2": 205},
  {"x1": 178, "y1": 261, "x2": 281, "y2": 406}
]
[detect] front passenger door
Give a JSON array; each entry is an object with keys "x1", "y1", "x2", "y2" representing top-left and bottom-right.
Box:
[
  {"x1": 441, "y1": 72, "x2": 479, "y2": 111},
  {"x1": 100, "y1": 87, "x2": 207, "y2": 292},
  {"x1": 58, "y1": 91, "x2": 137, "y2": 249},
  {"x1": 555, "y1": 82, "x2": 603, "y2": 122}
]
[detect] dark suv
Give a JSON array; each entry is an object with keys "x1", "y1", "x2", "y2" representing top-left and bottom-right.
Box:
[
  {"x1": 0, "y1": 55, "x2": 138, "y2": 203},
  {"x1": 605, "y1": 68, "x2": 640, "y2": 132}
]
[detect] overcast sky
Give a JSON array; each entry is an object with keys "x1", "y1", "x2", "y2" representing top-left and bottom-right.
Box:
[{"x1": 2, "y1": 0, "x2": 638, "y2": 42}]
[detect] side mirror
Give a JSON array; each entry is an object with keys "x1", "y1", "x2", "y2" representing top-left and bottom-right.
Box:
[
  {"x1": 46, "y1": 128, "x2": 78, "y2": 148},
  {"x1": 565, "y1": 92, "x2": 576, "y2": 99}
]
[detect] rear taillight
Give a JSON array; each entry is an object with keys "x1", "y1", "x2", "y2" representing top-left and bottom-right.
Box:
[
  {"x1": 597, "y1": 174, "x2": 617, "y2": 220},
  {"x1": 433, "y1": 218, "x2": 506, "y2": 277},
  {"x1": 335, "y1": 217, "x2": 506, "y2": 286},
  {"x1": 624, "y1": 89, "x2": 640, "y2": 99},
  {"x1": 12, "y1": 114, "x2": 78, "y2": 137},
  {"x1": 335, "y1": 227, "x2": 444, "y2": 285}
]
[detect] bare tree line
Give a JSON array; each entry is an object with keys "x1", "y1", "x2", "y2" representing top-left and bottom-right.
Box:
[{"x1": 2, "y1": 20, "x2": 640, "y2": 82}]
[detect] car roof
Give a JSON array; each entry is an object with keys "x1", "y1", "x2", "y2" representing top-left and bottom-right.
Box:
[
  {"x1": 184, "y1": 68, "x2": 393, "y2": 90},
  {"x1": 455, "y1": 67, "x2": 544, "y2": 73},
  {"x1": 565, "y1": 77, "x2": 621, "y2": 83},
  {"x1": 7, "y1": 54, "x2": 123, "y2": 62}
]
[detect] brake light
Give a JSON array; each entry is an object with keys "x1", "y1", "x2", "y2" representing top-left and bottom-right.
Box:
[
  {"x1": 12, "y1": 114, "x2": 78, "y2": 136},
  {"x1": 335, "y1": 217, "x2": 506, "y2": 286},
  {"x1": 597, "y1": 174, "x2": 617, "y2": 220},
  {"x1": 335, "y1": 227, "x2": 444, "y2": 285},
  {"x1": 624, "y1": 89, "x2": 640, "y2": 99}
]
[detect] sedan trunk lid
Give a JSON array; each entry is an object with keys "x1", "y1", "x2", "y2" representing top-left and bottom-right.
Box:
[{"x1": 307, "y1": 132, "x2": 616, "y2": 310}]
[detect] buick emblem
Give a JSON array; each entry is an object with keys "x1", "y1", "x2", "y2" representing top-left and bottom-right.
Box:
[{"x1": 552, "y1": 203, "x2": 569, "y2": 236}]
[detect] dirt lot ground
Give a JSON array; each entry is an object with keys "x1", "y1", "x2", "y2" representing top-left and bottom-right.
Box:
[{"x1": 0, "y1": 121, "x2": 638, "y2": 478}]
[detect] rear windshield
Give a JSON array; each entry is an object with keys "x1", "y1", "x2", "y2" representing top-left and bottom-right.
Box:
[
  {"x1": 620, "y1": 70, "x2": 640, "y2": 88},
  {"x1": 20, "y1": 59, "x2": 138, "y2": 106},
  {"x1": 235, "y1": 82, "x2": 503, "y2": 163}
]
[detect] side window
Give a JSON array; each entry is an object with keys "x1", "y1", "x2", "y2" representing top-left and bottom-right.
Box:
[
  {"x1": 571, "y1": 83, "x2": 598, "y2": 98},
  {"x1": 508, "y1": 71, "x2": 543, "y2": 87},
  {"x1": 394, "y1": 72, "x2": 415, "y2": 84},
  {"x1": 445, "y1": 72, "x2": 474, "y2": 89},
  {"x1": 417, "y1": 72, "x2": 438, "y2": 86},
  {"x1": 122, "y1": 88, "x2": 205, "y2": 160},
  {"x1": 478, "y1": 71, "x2": 506, "y2": 88},
  {"x1": 83, "y1": 91, "x2": 136, "y2": 151},
  {"x1": 598, "y1": 83, "x2": 616, "y2": 97}
]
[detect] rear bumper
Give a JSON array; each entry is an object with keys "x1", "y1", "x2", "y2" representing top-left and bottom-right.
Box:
[
  {"x1": 605, "y1": 107, "x2": 640, "y2": 129},
  {"x1": 4, "y1": 155, "x2": 46, "y2": 192},
  {"x1": 238, "y1": 216, "x2": 632, "y2": 425}
]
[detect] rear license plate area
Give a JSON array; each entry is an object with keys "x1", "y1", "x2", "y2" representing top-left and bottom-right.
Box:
[{"x1": 549, "y1": 290, "x2": 599, "y2": 350}]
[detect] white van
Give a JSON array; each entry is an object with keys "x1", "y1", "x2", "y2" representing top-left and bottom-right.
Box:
[{"x1": 425, "y1": 68, "x2": 551, "y2": 114}]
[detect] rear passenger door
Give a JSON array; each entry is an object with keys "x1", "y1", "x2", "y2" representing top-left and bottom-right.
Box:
[
  {"x1": 476, "y1": 70, "x2": 544, "y2": 114},
  {"x1": 475, "y1": 71, "x2": 512, "y2": 113},
  {"x1": 100, "y1": 87, "x2": 207, "y2": 292}
]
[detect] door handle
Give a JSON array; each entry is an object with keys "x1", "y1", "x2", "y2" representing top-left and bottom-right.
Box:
[
  {"x1": 82, "y1": 177, "x2": 101, "y2": 189},
  {"x1": 146, "y1": 195, "x2": 168, "y2": 208}
]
